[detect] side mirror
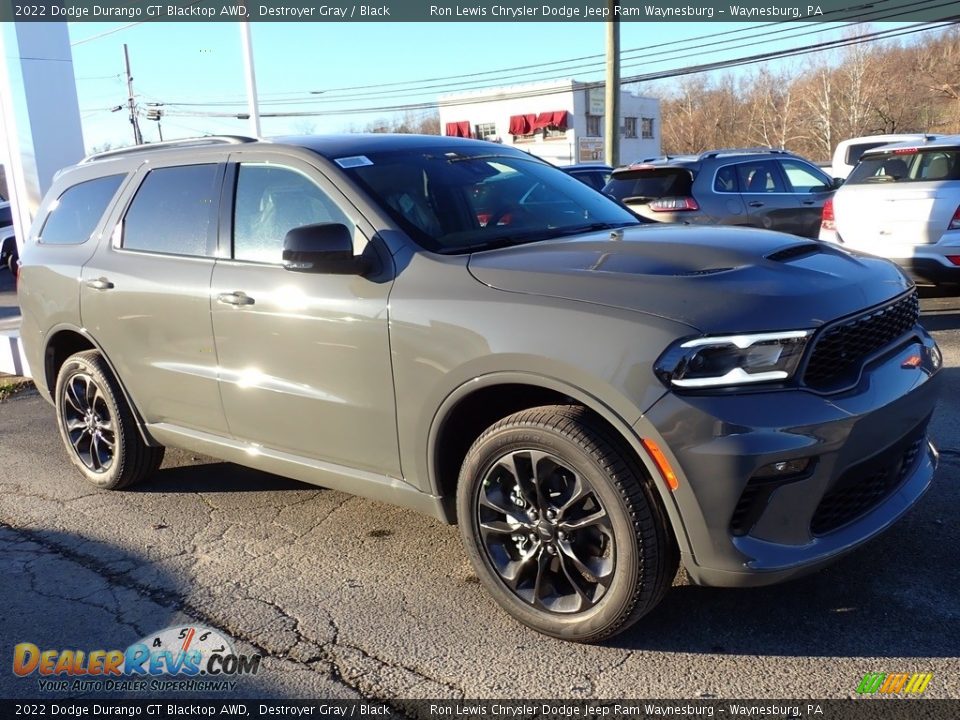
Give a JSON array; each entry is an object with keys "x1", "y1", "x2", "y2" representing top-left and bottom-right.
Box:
[
  {"x1": 282, "y1": 223, "x2": 369, "y2": 275},
  {"x1": 831, "y1": 177, "x2": 844, "y2": 189}
]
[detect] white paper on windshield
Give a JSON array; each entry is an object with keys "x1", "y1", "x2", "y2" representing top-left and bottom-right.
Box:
[{"x1": 335, "y1": 156, "x2": 374, "y2": 168}]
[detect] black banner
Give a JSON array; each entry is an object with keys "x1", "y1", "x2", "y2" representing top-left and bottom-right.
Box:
[
  {"x1": 3, "y1": 699, "x2": 959, "y2": 720},
  {"x1": 0, "y1": 0, "x2": 958, "y2": 22}
]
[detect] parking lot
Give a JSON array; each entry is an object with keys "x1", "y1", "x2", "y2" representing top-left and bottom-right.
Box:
[{"x1": 1, "y1": 268, "x2": 958, "y2": 700}]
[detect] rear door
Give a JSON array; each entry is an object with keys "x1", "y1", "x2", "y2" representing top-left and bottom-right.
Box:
[
  {"x1": 80, "y1": 160, "x2": 229, "y2": 435},
  {"x1": 734, "y1": 160, "x2": 801, "y2": 235}
]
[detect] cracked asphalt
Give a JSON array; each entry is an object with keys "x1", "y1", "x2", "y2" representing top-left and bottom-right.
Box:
[{"x1": 1, "y1": 269, "x2": 959, "y2": 700}]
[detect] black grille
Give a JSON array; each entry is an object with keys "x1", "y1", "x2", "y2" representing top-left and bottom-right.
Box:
[
  {"x1": 810, "y1": 426, "x2": 926, "y2": 536},
  {"x1": 803, "y1": 291, "x2": 919, "y2": 390},
  {"x1": 730, "y1": 482, "x2": 771, "y2": 536}
]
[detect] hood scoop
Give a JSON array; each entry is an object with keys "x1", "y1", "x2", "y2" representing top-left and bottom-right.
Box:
[{"x1": 767, "y1": 243, "x2": 823, "y2": 263}]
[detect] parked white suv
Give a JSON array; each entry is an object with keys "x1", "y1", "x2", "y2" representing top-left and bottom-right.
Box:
[
  {"x1": 819, "y1": 135, "x2": 960, "y2": 285},
  {"x1": 829, "y1": 134, "x2": 938, "y2": 179}
]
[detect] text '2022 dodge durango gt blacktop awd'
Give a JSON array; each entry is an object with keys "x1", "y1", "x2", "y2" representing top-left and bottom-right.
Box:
[{"x1": 18, "y1": 135, "x2": 940, "y2": 642}]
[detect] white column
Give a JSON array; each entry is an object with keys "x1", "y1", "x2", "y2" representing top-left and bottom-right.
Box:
[{"x1": 0, "y1": 22, "x2": 85, "y2": 241}]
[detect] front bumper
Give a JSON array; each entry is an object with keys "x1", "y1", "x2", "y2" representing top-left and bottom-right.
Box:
[{"x1": 640, "y1": 328, "x2": 940, "y2": 587}]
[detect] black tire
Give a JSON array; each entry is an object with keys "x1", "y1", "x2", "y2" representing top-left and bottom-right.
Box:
[
  {"x1": 54, "y1": 350, "x2": 164, "y2": 490},
  {"x1": 8, "y1": 250, "x2": 17, "y2": 276},
  {"x1": 456, "y1": 404, "x2": 677, "y2": 643}
]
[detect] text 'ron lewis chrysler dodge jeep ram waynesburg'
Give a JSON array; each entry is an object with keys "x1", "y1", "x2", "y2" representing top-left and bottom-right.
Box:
[{"x1": 18, "y1": 135, "x2": 941, "y2": 642}]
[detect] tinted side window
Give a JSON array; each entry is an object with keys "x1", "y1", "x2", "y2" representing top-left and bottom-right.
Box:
[
  {"x1": 737, "y1": 161, "x2": 785, "y2": 193},
  {"x1": 123, "y1": 165, "x2": 220, "y2": 256},
  {"x1": 713, "y1": 165, "x2": 739, "y2": 192},
  {"x1": 0, "y1": 205, "x2": 12, "y2": 227},
  {"x1": 39, "y1": 175, "x2": 125, "y2": 245},
  {"x1": 233, "y1": 164, "x2": 350, "y2": 264},
  {"x1": 780, "y1": 160, "x2": 831, "y2": 193}
]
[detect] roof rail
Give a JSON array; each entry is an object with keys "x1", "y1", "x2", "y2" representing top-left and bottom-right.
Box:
[
  {"x1": 697, "y1": 147, "x2": 795, "y2": 160},
  {"x1": 81, "y1": 135, "x2": 259, "y2": 163}
]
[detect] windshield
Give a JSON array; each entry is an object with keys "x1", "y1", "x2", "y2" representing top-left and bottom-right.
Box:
[
  {"x1": 339, "y1": 148, "x2": 641, "y2": 253},
  {"x1": 846, "y1": 149, "x2": 960, "y2": 184}
]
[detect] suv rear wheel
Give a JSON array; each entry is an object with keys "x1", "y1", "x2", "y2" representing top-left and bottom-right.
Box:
[
  {"x1": 54, "y1": 350, "x2": 164, "y2": 489},
  {"x1": 456, "y1": 405, "x2": 677, "y2": 642}
]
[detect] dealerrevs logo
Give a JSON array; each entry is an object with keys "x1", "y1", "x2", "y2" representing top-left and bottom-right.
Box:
[{"x1": 13, "y1": 625, "x2": 261, "y2": 693}]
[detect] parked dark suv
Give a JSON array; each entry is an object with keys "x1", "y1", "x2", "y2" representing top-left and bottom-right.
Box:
[
  {"x1": 18, "y1": 135, "x2": 940, "y2": 643},
  {"x1": 604, "y1": 148, "x2": 840, "y2": 238}
]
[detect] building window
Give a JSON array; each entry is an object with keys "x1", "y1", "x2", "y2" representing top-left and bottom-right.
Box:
[
  {"x1": 623, "y1": 117, "x2": 637, "y2": 138},
  {"x1": 586, "y1": 114, "x2": 602, "y2": 137},
  {"x1": 641, "y1": 117, "x2": 655, "y2": 139},
  {"x1": 475, "y1": 122, "x2": 497, "y2": 139}
]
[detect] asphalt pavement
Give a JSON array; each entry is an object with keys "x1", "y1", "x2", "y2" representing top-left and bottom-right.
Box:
[{"x1": 1, "y1": 269, "x2": 958, "y2": 700}]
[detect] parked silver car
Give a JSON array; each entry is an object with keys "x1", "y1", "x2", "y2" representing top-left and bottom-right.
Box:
[{"x1": 820, "y1": 135, "x2": 960, "y2": 285}]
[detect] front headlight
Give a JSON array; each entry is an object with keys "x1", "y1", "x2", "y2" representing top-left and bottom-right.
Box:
[{"x1": 655, "y1": 330, "x2": 812, "y2": 389}]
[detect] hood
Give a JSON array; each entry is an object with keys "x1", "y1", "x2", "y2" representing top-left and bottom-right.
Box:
[{"x1": 467, "y1": 225, "x2": 912, "y2": 333}]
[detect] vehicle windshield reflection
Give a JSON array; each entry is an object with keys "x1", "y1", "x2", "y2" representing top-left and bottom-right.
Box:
[{"x1": 340, "y1": 149, "x2": 641, "y2": 253}]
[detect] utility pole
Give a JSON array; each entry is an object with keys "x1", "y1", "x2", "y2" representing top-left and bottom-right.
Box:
[
  {"x1": 123, "y1": 43, "x2": 143, "y2": 145},
  {"x1": 239, "y1": 22, "x2": 262, "y2": 137},
  {"x1": 604, "y1": 0, "x2": 620, "y2": 168}
]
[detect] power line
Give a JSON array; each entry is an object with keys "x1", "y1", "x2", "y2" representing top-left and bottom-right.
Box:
[
  {"x1": 149, "y1": 0, "x2": 905, "y2": 106},
  {"x1": 160, "y1": 21, "x2": 954, "y2": 120},
  {"x1": 152, "y1": 0, "x2": 952, "y2": 108},
  {"x1": 71, "y1": 22, "x2": 147, "y2": 47}
]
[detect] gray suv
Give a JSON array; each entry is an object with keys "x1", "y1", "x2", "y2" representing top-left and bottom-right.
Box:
[
  {"x1": 18, "y1": 135, "x2": 941, "y2": 643},
  {"x1": 604, "y1": 148, "x2": 839, "y2": 238}
]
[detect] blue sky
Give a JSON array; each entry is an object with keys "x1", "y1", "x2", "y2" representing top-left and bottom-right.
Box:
[{"x1": 68, "y1": 20, "x2": 907, "y2": 151}]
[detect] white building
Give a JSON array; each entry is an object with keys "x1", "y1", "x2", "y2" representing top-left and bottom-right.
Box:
[{"x1": 438, "y1": 79, "x2": 660, "y2": 167}]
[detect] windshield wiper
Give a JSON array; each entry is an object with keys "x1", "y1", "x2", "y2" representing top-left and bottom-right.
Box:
[
  {"x1": 439, "y1": 223, "x2": 640, "y2": 255},
  {"x1": 437, "y1": 235, "x2": 545, "y2": 255},
  {"x1": 550, "y1": 222, "x2": 640, "y2": 237}
]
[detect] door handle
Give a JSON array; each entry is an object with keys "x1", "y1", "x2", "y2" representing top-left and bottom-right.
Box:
[
  {"x1": 802, "y1": 200, "x2": 817, "y2": 205},
  {"x1": 217, "y1": 291, "x2": 255, "y2": 306},
  {"x1": 747, "y1": 201, "x2": 764, "y2": 208},
  {"x1": 85, "y1": 278, "x2": 114, "y2": 290}
]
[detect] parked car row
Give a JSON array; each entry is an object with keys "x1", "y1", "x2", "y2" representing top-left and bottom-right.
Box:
[{"x1": 571, "y1": 134, "x2": 959, "y2": 288}]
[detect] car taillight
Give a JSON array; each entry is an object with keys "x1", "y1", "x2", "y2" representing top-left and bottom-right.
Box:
[
  {"x1": 821, "y1": 197, "x2": 835, "y2": 231},
  {"x1": 648, "y1": 197, "x2": 699, "y2": 212},
  {"x1": 949, "y1": 205, "x2": 960, "y2": 230}
]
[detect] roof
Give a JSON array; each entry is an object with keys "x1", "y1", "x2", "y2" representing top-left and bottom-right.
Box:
[
  {"x1": 78, "y1": 134, "x2": 533, "y2": 166},
  {"x1": 278, "y1": 133, "x2": 529, "y2": 159},
  {"x1": 861, "y1": 134, "x2": 960, "y2": 156}
]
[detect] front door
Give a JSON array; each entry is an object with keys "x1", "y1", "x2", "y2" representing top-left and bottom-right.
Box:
[{"x1": 210, "y1": 154, "x2": 401, "y2": 477}]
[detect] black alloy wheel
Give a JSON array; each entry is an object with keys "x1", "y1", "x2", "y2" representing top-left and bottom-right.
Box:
[
  {"x1": 457, "y1": 404, "x2": 677, "y2": 642},
  {"x1": 61, "y1": 371, "x2": 116, "y2": 474},
  {"x1": 55, "y1": 350, "x2": 164, "y2": 489},
  {"x1": 476, "y1": 449, "x2": 615, "y2": 613}
]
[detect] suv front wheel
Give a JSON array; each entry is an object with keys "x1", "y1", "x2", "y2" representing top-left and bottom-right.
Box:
[
  {"x1": 456, "y1": 405, "x2": 677, "y2": 642},
  {"x1": 54, "y1": 350, "x2": 164, "y2": 489}
]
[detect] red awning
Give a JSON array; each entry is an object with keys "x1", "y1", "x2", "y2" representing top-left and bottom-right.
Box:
[
  {"x1": 510, "y1": 111, "x2": 569, "y2": 135},
  {"x1": 445, "y1": 121, "x2": 472, "y2": 138}
]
